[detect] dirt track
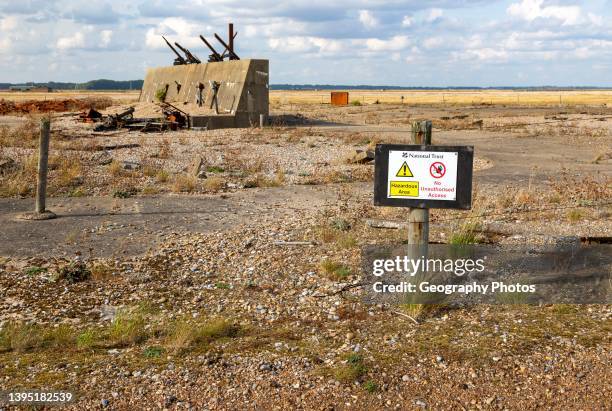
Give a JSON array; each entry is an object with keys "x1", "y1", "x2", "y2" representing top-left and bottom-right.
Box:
[{"x1": 1, "y1": 118, "x2": 609, "y2": 257}]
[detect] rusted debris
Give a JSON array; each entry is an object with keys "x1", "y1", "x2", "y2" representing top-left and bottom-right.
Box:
[
  {"x1": 166, "y1": 23, "x2": 240, "y2": 65},
  {"x1": 95, "y1": 143, "x2": 140, "y2": 151},
  {"x1": 163, "y1": 36, "x2": 187, "y2": 65},
  {"x1": 78, "y1": 108, "x2": 102, "y2": 122},
  {"x1": 94, "y1": 107, "x2": 135, "y2": 131},
  {"x1": 174, "y1": 42, "x2": 201, "y2": 64},
  {"x1": 159, "y1": 102, "x2": 190, "y2": 129}
]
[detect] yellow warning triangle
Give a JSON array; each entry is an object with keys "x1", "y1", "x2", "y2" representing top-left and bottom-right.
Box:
[{"x1": 396, "y1": 161, "x2": 414, "y2": 177}]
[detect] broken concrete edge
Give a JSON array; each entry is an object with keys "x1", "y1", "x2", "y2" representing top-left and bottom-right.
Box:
[
  {"x1": 349, "y1": 149, "x2": 375, "y2": 164},
  {"x1": 17, "y1": 211, "x2": 57, "y2": 221},
  {"x1": 189, "y1": 156, "x2": 207, "y2": 179}
]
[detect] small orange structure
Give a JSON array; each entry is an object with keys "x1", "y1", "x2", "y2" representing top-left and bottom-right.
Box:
[{"x1": 330, "y1": 91, "x2": 349, "y2": 106}]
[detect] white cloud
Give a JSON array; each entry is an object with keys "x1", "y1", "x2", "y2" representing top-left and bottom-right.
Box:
[
  {"x1": 451, "y1": 47, "x2": 509, "y2": 62},
  {"x1": 244, "y1": 25, "x2": 258, "y2": 38},
  {"x1": 573, "y1": 47, "x2": 591, "y2": 59},
  {"x1": 365, "y1": 35, "x2": 410, "y2": 51},
  {"x1": 0, "y1": 16, "x2": 18, "y2": 31},
  {"x1": 587, "y1": 12, "x2": 603, "y2": 26},
  {"x1": 0, "y1": 38, "x2": 10, "y2": 53},
  {"x1": 358, "y1": 10, "x2": 378, "y2": 29},
  {"x1": 268, "y1": 36, "x2": 342, "y2": 54},
  {"x1": 0, "y1": 0, "x2": 611, "y2": 85},
  {"x1": 56, "y1": 32, "x2": 85, "y2": 50},
  {"x1": 426, "y1": 8, "x2": 444, "y2": 22},
  {"x1": 423, "y1": 36, "x2": 445, "y2": 49},
  {"x1": 469, "y1": 48, "x2": 509, "y2": 61},
  {"x1": 507, "y1": 0, "x2": 582, "y2": 25},
  {"x1": 145, "y1": 17, "x2": 211, "y2": 49},
  {"x1": 465, "y1": 35, "x2": 483, "y2": 49},
  {"x1": 100, "y1": 30, "x2": 113, "y2": 48}
]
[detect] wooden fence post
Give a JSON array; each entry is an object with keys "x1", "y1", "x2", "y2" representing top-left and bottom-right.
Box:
[
  {"x1": 36, "y1": 118, "x2": 50, "y2": 213},
  {"x1": 19, "y1": 117, "x2": 56, "y2": 220}
]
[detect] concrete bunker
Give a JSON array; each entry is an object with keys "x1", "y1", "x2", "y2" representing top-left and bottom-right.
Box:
[{"x1": 139, "y1": 24, "x2": 269, "y2": 130}]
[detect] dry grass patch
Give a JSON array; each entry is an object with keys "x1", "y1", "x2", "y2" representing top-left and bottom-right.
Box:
[
  {"x1": 90, "y1": 261, "x2": 114, "y2": 281},
  {"x1": 0, "y1": 322, "x2": 77, "y2": 353},
  {"x1": 320, "y1": 260, "x2": 352, "y2": 281},
  {"x1": 304, "y1": 168, "x2": 351, "y2": 185},
  {"x1": 203, "y1": 176, "x2": 225, "y2": 191},
  {"x1": 164, "y1": 318, "x2": 240, "y2": 354},
  {"x1": 108, "y1": 309, "x2": 147, "y2": 347},
  {"x1": 141, "y1": 185, "x2": 161, "y2": 195},
  {"x1": 332, "y1": 353, "x2": 367, "y2": 383},
  {"x1": 244, "y1": 169, "x2": 286, "y2": 188},
  {"x1": 172, "y1": 174, "x2": 197, "y2": 192},
  {"x1": 50, "y1": 154, "x2": 84, "y2": 189},
  {"x1": 155, "y1": 169, "x2": 169, "y2": 183},
  {"x1": 0, "y1": 116, "x2": 39, "y2": 148},
  {"x1": 155, "y1": 139, "x2": 171, "y2": 159},
  {"x1": 108, "y1": 160, "x2": 123, "y2": 177},
  {"x1": 0, "y1": 154, "x2": 37, "y2": 197},
  {"x1": 567, "y1": 209, "x2": 584, "y2": 223},
  {"x1": 0, "y1": 322, "x2": 44, "y2": 353},
  {"x1": 449, "y1": 220, "x2": 486, "y2": 245},
  {"x1": 514, "y1": 188, "x2": 536, "y2": 207},
  {"x1": 142, "y1": 164, "x2": 157, "y2": 177},
  {"x1": 223, "y1": 149, "x2": 272, "y2": 177},
  {"x1": 316, "y1": 222, "x2": 357, "y2": 249}
]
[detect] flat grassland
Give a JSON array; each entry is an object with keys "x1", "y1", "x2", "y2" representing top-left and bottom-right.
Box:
[
  {"x1": 2, "y1": 89, "x2": 612, "y2": 106},
  {"x1": 270, "y1": 89, "x2": 612, "y2": 106}
]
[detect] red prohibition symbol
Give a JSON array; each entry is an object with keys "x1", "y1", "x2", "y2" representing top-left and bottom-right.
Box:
[{"x1": 430, "y1": 162, "x2": 446, "y2": 178}]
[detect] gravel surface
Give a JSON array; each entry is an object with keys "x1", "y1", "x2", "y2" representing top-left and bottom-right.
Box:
[{"x1": 1, "y1": 103, "x2": 610, "y2": 410}]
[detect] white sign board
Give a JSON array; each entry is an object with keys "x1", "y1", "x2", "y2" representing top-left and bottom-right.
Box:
[{"x1": 387, "y1": 150, "x2": 458, "y2": 201}]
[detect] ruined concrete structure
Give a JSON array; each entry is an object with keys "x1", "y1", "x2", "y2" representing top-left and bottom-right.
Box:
[{"x1": 139, "y1": 59, "x2": 269, "y2": 130}]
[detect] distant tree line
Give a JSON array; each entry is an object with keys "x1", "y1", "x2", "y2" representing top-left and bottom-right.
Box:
[
  {"x1": 0, "y1": 79, "x2": 144, "y2": 90},
  {"x1": 0, "y1": 80, "x2": 608, "y2": 91},
  {"x1": 270, "y1": 84, "x2": 610, "y2": 91}
]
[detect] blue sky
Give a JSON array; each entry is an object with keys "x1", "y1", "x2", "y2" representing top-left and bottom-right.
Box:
[{"x1": 0, "y1": 0, "x2": 611, "y2": 86}]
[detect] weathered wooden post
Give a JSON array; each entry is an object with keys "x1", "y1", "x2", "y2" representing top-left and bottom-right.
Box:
[
  {"x1": 408, "y1": 121, "x2": 432, "y2": 245},
  {"x1": 19, "y1": 117, "x2": 56, "y2": 220},
  {"x1": 36, "y1": 118, "x2": 51, "y2": 213},
  {"x1": 259, "y1": 113, "x2": 265, "y2": 129}
]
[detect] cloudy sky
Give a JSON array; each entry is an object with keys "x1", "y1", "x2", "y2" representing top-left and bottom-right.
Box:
[{"x1": 0, "y1": 0, "x2": 611, "y2": 86}]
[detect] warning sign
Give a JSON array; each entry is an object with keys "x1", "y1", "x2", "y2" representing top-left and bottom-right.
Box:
[
  {"x1": 430, "y1": 162, "x2": 446, "y2": 178},
  {"x1": 396, "y1": 162, "x2": 414, "y2": 177},
  {"x1": 374, "y1": 144, "x2": 473, "y2": 210},
  {"x1": 387, "y1": 150, "x2": 458, "y2": 201},
  {"x1": 389, "y1": 181, "x2": 419, "y2": 197}
]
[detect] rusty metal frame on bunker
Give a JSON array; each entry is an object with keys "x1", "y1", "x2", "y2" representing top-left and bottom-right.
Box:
[{"x1": 374, "y1": 144, "x2": 474, "y2": 209}]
